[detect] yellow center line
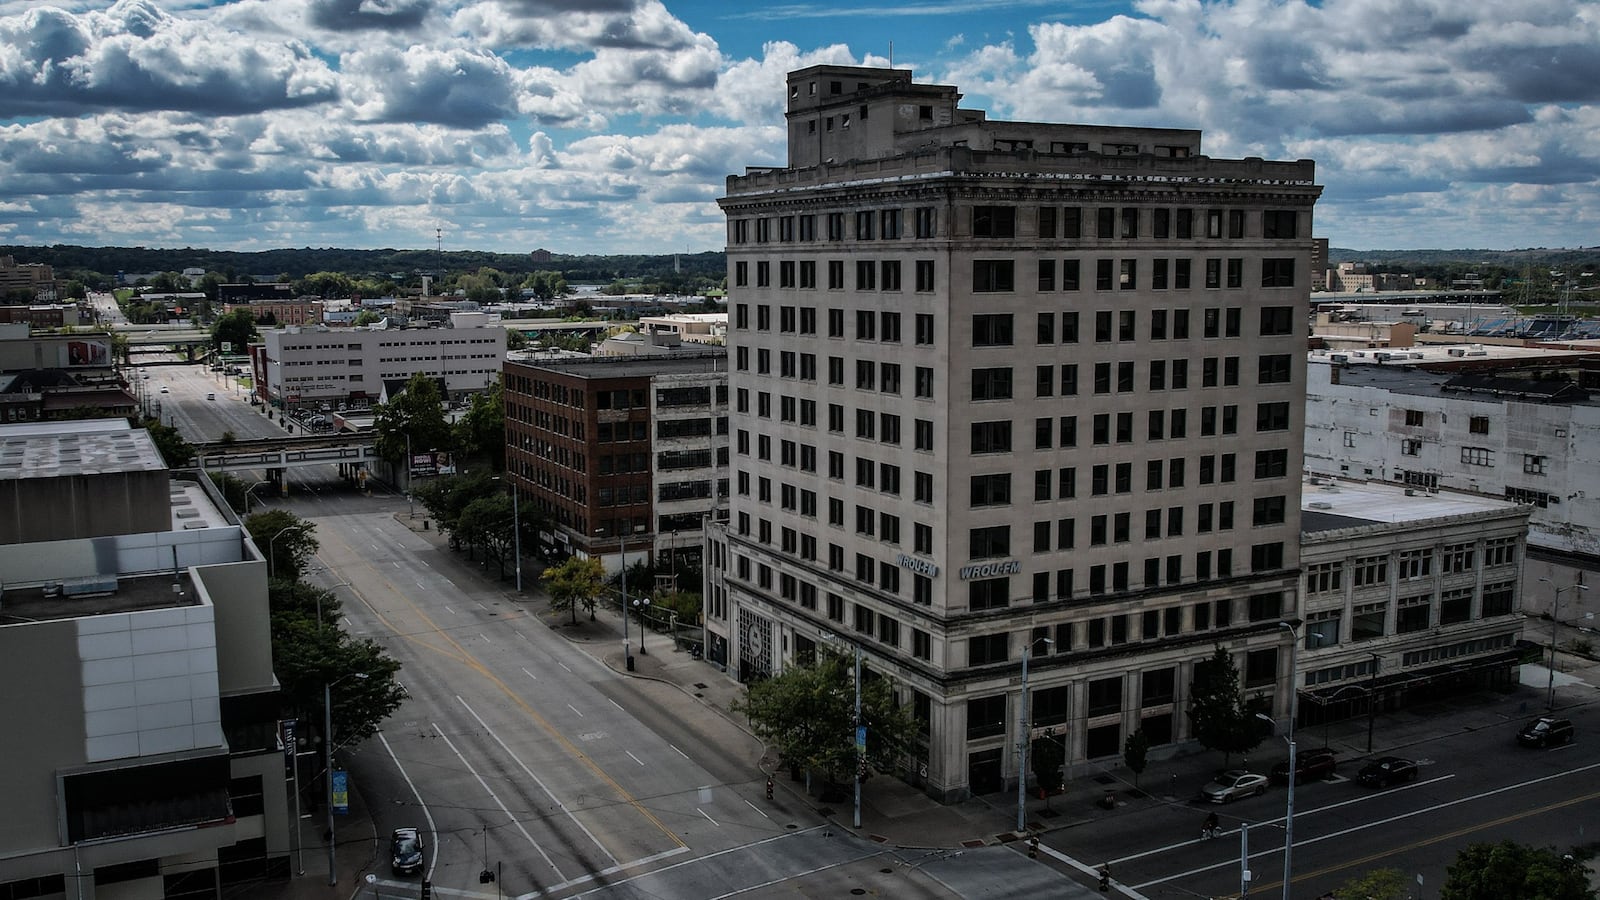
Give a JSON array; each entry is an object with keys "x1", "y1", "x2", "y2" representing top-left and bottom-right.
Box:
[{"x1": 317, "y1": 524, "x2": 687, "y2": 851}]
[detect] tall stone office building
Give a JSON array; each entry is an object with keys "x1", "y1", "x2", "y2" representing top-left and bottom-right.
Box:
[{"x1": 707, "y1": 65, "x2": 1322, "y2": 801}]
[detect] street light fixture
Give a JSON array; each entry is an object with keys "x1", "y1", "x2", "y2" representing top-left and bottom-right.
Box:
[
  {"x1": 1018, "y1": 635, "x2": 1053, "y2": 833},
  {"x1": 243, "y1": 480, "x2": 272, "y2": 517},
  {"x1": 1537, "y1": 577, "x2": 1589, "y2": 709},
  {"x1": 267, "y1": 524, "x2": 300, "y2": 580}
]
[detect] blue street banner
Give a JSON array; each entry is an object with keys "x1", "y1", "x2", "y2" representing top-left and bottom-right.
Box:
[
  {"x1": 331, "y1": 769, "x2": 349, "y2": 814},
  {"x1": 855, "y1": 725, "x2": 867, "y2": 751},
  {"x1": 280, "y1": 719, "x2": 297, "y2": 762}
]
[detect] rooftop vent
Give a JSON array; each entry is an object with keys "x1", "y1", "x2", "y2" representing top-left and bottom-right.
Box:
[{"x1": 1308, "y1": 501, "x2": 1334, "y2": 510}]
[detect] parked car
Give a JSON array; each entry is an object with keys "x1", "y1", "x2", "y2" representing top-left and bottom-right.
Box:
[
  {"x1": 206, "y1": 392, "x2": 215, "y2": 400},
  {"x1": 1517, "y1": 716, "x2": 1574, "y2": 748},
  {"x1": 1271, "y1": 747, "x2": 1338, "y2": 784},
  {"x1": 391, "y1": 827, "x2": 425, "y2": 876},
  {"x1": 1200, "y1": 770, "x2": 1269, "y2": 803},
  {"x1": 1357, "y1": 756, "x2": 1419, "y2": 788}
]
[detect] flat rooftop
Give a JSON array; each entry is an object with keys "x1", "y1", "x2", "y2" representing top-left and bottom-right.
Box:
[
  {"x1": 508, "y1": 352, "x2": 728, "y2": 379},
  {"x1": 1311, "y1": 345, "x2": 1595, "y2": 367},
  {"x1": 1301, "y1": 477, "x2": 1523, "y2": 534},
  {"x1": 0, "y1": 419, "x2": 165, "y2": 482},
  {"x1": 0, "y1": 571, "x2": 200, "y2": 626}
]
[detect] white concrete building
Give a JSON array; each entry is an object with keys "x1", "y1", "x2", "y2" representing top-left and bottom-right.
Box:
[
  {"x1": 259, "y1": 315, "x2": 506, "y2": 410},
  {"x1": 1296, "y1": 477, "x2": 1528, "y2": 730},
  {"x1": 709, "y1": 64, "x2": 1322, "y2": 801}
]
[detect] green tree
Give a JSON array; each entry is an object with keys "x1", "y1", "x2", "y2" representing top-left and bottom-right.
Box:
[
  {"x1": 412, "y1": 472, "x2": 498, "y2": 542},
  {"x1": 1334, "y1": 868, "x2": 1411, "y2": 900},
  {"x1": 267, "y1": 580, "x2": 406, "y2": 749},
  {"x1": 1442, "y1": 841, "x2": 1595, "y2": 900},
  {"x1": 1187, "y1": 646, "x2": 1264, "y2": 766},
  {"x1": 352, "y1": 309, "x2": 382, "y2": 327},
  {"x1": 733, "y1": 652, "x2": 918, "y2": 790},
  {"x1": 211, "y1": 307, "x2": 258, "y2": 352},
  {"x1": 141, "y1": 418, "x2": 195, "y2": 467},
  {"x1": 1123, "y1": 727, "x2": 1150, "y2": 790},
  {"x1": 373, "y1": 373, "x2": 454, "y2": 466},
  {"x1": 457, "y1": 493, "x2": 515, "y2": 574},
  {"x1": 245, "y1": 509, "x2": 318, "y2": 581},
  {"x1": 541, "y1": 556, "x2": 605, "y2": 624},
  {"x1": 454, "y1": 380, "x2": 505, "y2": 471},
  {"x1": 505, "y1": 328, "x2": 528, "y2": 351},
  {"x1": 1031, "y1": 730, "x2": 1066, "y2": 796}
]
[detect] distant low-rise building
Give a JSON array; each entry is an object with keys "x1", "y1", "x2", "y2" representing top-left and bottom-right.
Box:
[
  {"x1": 0, "y1": 256, "x2": 57, "y2": 303},
  {"x1": 224, "y1": 298, "x2": 324, "y2": 327},
  {"x1": 257, "y1": 314, "x2": 506, "y2": 411},
  {"x1": 640, "y1": 313, "x2": 728, "y2": 345}
]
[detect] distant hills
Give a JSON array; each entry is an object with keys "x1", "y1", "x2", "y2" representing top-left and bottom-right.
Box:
[{"x1": 0, "y1": 245, "x2": 727, "y2": 283}]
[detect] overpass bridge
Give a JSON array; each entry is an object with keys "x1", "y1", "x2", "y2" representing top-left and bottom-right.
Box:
[{"x1": 194, "y1": 433, "x2": 383, "y2": 473}]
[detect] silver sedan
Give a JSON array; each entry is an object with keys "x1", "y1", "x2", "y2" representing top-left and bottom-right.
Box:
[{"x1": 1200, "y1": 769, "x2": 1269, "y2": 803}]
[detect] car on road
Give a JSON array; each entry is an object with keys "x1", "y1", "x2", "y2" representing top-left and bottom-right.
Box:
[
  {"x1": 206, "y1": 392, "x2": 215, "y2": 400},
  {"x1": 1517, "y1": 716, "x2": 1574, "y2": 748},
  {"x1": 1200, "y1": 770, "x2": 1268, "y2": 803},
  {"x1": 1270, "y1": 747, "x2": 1338, "y2": 784},
  {"x1": 391, "y1": 827, "x2": 425, "y2": 876},
  {"x1": 1357, "y1": 756, "x2": 1419, "y2": 788},
  {"x1": 159, "y1": 385, "x2": 169, "y2": 393}
]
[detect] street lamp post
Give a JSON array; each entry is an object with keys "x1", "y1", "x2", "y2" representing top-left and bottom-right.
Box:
[
  {"x1": 243, "y1": 480, "x2": 272, "y2": 517},
  {"x1": 1366, "y1": 652, "x2": 1383, "y2": 754},
  {"x1": 405, "y1": 433, "x2": 413, "y2": 519},
  {"x1": 267, "y1": 524, "x2": 299, "y2": 580},
  {"x1": 1259, "y1": 621, "x2": 1300, "y2": 900},
  {"x1": 323, "y1": 672, "x2": 368, "y2": 886},
  {"x1": 633, "y1": 597, "x2": 652, "y2": 655},
  {"x1": 1018, "y1": 635, "x2": 1053, "y2": 832},
  {"x1": 511, "y1": 480, "x2": 521, "y2": 593},
  {"x1": 621, "y1": 532, "x2": 632, "y2": 668},
  {"x1": 1539, "y1": 577, "x2": 1589, "y2": 710}
]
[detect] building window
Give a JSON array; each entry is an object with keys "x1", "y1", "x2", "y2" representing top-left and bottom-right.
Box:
[
  {"x1": 1525, "y1": 454, "x2": 1547, "y2": 475},
  {"x1": 972, "y1": 206, "x2": 1016, "y2": 238},
  {"x1": 973, "y1": 260, "x2": 1015, "y2": 292},
  {"x1": 1461, "y1": 447, "x2": 1493, "y2": 467},
  {"x1": 973, "y1": 314, "x2": 1013, "y2": 346}
]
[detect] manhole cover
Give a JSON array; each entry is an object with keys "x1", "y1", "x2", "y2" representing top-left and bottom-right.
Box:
[
  {"x1": 850, "y1": 890, "x2": 866, "y2": 896},
  {"x1": 880, "y1": 868, "x2": 892, "y2": 874},
  {"x1": 694, "y1": 682, "x2": 709, "y2": 689},
  {"x1": 786, "y1": 824, "x2": 797, "y2": 830}
]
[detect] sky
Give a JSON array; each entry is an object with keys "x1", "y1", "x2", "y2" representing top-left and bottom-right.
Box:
[{"x1": 0, "y1": 0, "x2": 1596, "y2": 256}]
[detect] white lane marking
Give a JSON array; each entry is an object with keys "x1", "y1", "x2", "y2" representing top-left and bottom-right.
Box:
[
  {"x1": 744, "y1": 799, "x2": 769, "y2": 819},
  {"x1": 558, "y1": 661, "x2": 572, "y2": 673},
  {"x1": 416, "y1": 580, "x2": 428, "y2": 589},
  {"x1": 626, "y1": 751, "x2": 644, "y2": 766},
  {"x1": 443, "y1": 578, "x2": 456, "y2": 588},
  {"x1": 378, "y1": 731, "x2": 441, "y2": 883},
  {"x1": 444, "y1": 606, "x2": 455, "y2": 615},
  {"x1": 371, "y1": 543, "x2": 381, "y2": 552},
  {"x1": 521, "y1": 667, "x2": 537, "y2": 681},
  {"x1": 567, "y1": 704, "x2": 584, "y2": 717},
  {"x1": 475, "y1": 601, "x2": 488, "y2": 611},
  {"x1": 1113, "y1": 771, "x2": 1465, "y2": 864},
  {"x1": 480, "y1": 633, "x2": 492, "y2": 644},
  {"x1": 513, "y1": 630, "x2": 529, "y2": 642},
  {"x1": 454, "y1": 697, "x2": 619, "y2": 868},
  {"x1": 608, "y1": 698, "x2": 624, "y2": 711},
  {"x1": 393, "y1": 562, "x2": 401, "y2": 568},
  {"x1": 431, "y1": 721, "x2": 564, "y2": 879},
  {"x1": 516, "y1": 845, "x2": 691, "y2": 899},
  {"x1": 1037, "y1": 844, "x2": 1154, "y2": 900},
  {"x1": 670, "y1": 744, "x2": 690, "y2": 760},
  {"x1": 1132, "y1": 763, "x2": 1600, "y2": 889},
  {"x1": 697, "y1": 808, "x2": 720, "y2": 827},
  {"x1": 420, "y1": 560, "x2": 431, "y2": 568}
]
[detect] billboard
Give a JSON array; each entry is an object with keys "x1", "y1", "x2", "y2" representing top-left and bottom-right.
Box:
[
  {"x1": 408, "y1": 451, "x2": 456, "y2": 478},
  {"x1": 65, "y1": 339, "x2": 111, "y2": 367}
]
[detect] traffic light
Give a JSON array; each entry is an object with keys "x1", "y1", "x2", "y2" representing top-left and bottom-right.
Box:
[
  {"x1": 765, "y1": 777, "x2": 774, "y2": 800},
  {"x1": 1028, "y1": 835, "x2": 1039, "y2": 859}
]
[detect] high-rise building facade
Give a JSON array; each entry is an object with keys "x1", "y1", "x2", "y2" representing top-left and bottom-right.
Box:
[{"x1": 707, "y1": 65, "x2": 1322, "y2": 801}]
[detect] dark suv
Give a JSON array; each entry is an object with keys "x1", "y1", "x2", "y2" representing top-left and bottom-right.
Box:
[
  {"x1": 1271, "y1": 747, "x2": 1338, "y2": 784},
  {"x1": 1517, "y1": 717, "x2": 1574, "y2": 748}
]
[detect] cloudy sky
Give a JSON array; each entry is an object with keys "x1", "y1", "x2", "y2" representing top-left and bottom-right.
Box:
[{"x1": 0, "y1": 0, "x2": 1596, "y2": 255}]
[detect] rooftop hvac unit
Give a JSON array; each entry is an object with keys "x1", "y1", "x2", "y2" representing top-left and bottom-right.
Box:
[
  {"x1": 1330, "y1": 354, "x2": 1348, "y2": 363},
  {"x1": 64, "y1": 576, "x2": 118, "y2": 598},
  {"x1": 1375, "y1": 352, "x2": 1393, "y2": 362},
  {"x1": 1308, "y1": 501, "x2": 1334, "y2": 509},
  {"x1": 1448, "y1": 347, "x2": 1466, "y2": 357},
  {"x1": 1466, "y1": 349, "x2": 1488, "y2": 356}
]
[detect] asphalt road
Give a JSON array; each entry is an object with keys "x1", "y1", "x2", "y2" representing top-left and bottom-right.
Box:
[
  {"x1": 1060, "y1": 699, "x2": 1600, "y2": 898},
  {"x1": 297, "y1": 503, "x2": 979, "y2": 900}
]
